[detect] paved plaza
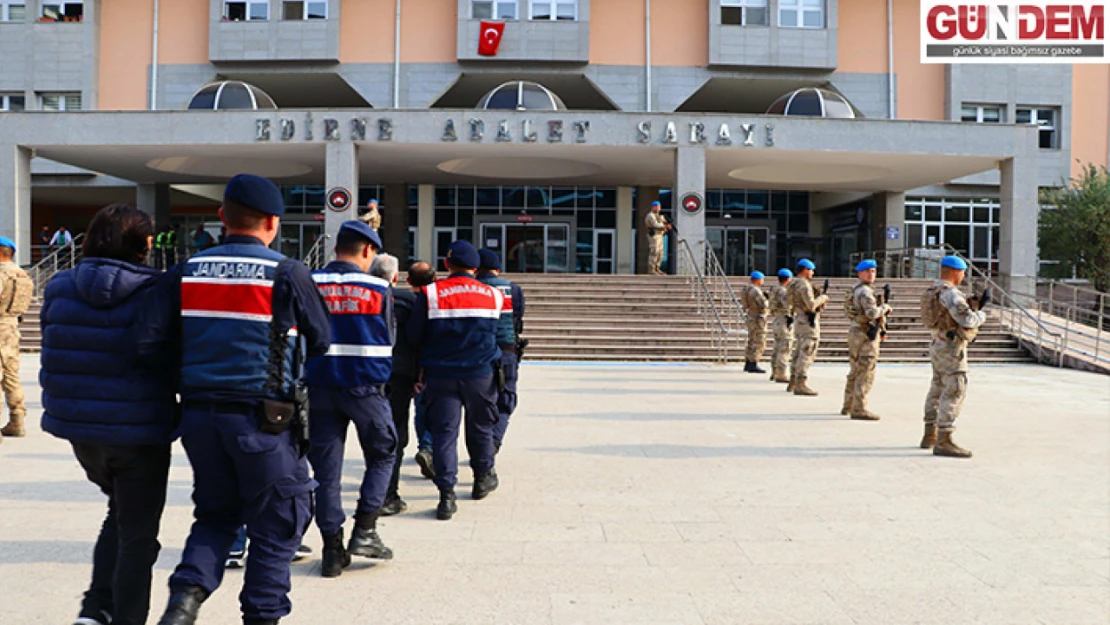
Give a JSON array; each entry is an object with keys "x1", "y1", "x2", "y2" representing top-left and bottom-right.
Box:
[{"x1": 0, "y1": 354, "x2": 1108, "y2": 624}]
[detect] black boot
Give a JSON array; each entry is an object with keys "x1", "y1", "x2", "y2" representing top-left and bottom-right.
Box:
[
  {"x1": 321, "y1": 529, "x2": 351, "y2": 578},
  {"x1": 348, "y1": 512, "x2": 393, "y2": 559},
  {"x1": 157, "y1": 586, "x2": 208, "y2": 625},
  {"x1": 436, "y1": 490, "x2": 458, "y2": 520},
  {"x1": 472, "y1": 469, "x2": 499, "y2": 500},
  {"x1": 749, "y1": 361, "x2": 766, "y2": 374},
  {"x1": 379, "y1": 495, "x2": 407, "y2": 516},
  {"x1": 415, "y1": 449, "x2": 435, "y2": 480},
  {"x1": 244, "y1": 619, "x2": 279, "y2": 625}
]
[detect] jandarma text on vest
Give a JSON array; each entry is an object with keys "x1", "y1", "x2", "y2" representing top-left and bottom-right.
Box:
[
  {"x1": 436, "y1": 284, "x2": 494, "y2": 299},
  {"x1": 188, "y1": 261, "x2": 269, "y2": 279}
]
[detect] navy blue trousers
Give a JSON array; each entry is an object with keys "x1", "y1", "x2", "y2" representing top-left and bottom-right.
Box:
[
  {"x1": 423, "y1": 374, "x2": 499, "y2": 491},
  {"x1": 494, "y1": 350, "x2": 520, "y2": 448},
  {"x1": 170, "y1": 406, "x2": 315, "y2": 621},
  {"x1": 308, "y1": 387, "x2": 397, "y2": 534}
]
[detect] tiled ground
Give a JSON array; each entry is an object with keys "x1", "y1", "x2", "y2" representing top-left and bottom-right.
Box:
[{"x1": 1, "y1": 355, "x2": 1108, "y2": 624}]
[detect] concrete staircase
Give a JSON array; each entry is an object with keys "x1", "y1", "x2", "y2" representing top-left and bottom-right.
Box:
[{"x1": 508, "y1": 274, "x2": 1033, "y2": 363}]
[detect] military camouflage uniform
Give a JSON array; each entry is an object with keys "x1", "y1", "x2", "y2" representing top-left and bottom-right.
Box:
[
  {"x1": 644, "y1": 212, "x2": 668, "y2": 275},
  {"x1": 923, "y1": 280, "x2": 985, "y2": 432},
  {"x1": 0, "y1": 261, "x2": 27, "y2": 435},
  {"x1": 739, "y1": 284, "x2": 768, "y2": 363},
  {"x1": 786, "y1": 276, "x2": 828, "y2": 393},
  {"x1": 842, "y1": 282, "x2": 890, "y2": 418},
  {"x1": 359, "y1": 206, "x2": 382, "y2": 231},
  {"x1": 769, "y1": 284, "x2": 794, "y2": 381}
]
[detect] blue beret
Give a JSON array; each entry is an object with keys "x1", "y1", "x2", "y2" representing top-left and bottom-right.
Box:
[
  {"x1": 941, "y1": 256, "x2": 968, "y2": 270},
  {"x1": 367, "y1": 198, "x2": 378, "y2": 205},
  {"x1": 0, "y1": 236, "x2": 15, "y2": 252},
  {"x1": 797, "y1": 258, "x2": 816, "y2": 270},
  {"x1": 750, "y1": 271, "x2": 764, "y2": 280},
  {"x1": 777, "y1": 269, "x2": 793, "y2": 279},
  {"x1": 224, "y1": 174, "x2": 285, "y2": 217},
  {"x1": 338, "y1": 220, "x2": 382, "y2": 250},
  {"x1": 446, "y1": 240, "x2": 480, "y2": 269},
  {"x1": 855, "y1": 259, "x2": 877, "y2": 271},
  {"x1": 651, "y1": 201, "x2": 661, "y2": 207},
  {"x1": 478, "y1": 248, "x2": 501, "y2": 271}
]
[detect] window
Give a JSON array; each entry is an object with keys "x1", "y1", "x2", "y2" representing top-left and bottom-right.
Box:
[
  {"x1": 40, "y1": 92, "x2": 81, "y2": 111},
  {"x1": 472, "y1": 0, "x2": 517, "y2": 20},
  {"x1": 961, "y1": 104, "x2": 1003, "y2": 123},
  {"x1": 906, "y1": 197, "x2": 1001, "y2": 271},
  {"x1": 224, "y1": 0, "x2": 268, "y2": 21},
  {"x1": 1016, "y1": 106, "x2": 1059, "y2": 149},
  {"x1": 40, "y1": 1, "x2": 81, "y2": 21},
  {"x1": 0, "y1": 94, "x2": 25, "y2": 111},
  {"x1": 530, "y1": 0, "x2": 575, "y2": 20},
  {"x1": 779, "y1": 0, "x2": 823, "y2": 28},
  {"x1": 721, "y1": 0, "x2": 768, "y2": 26},
  {"x1": 1, "y1": 1, "x2": 26, "y2": 21},
  {"x1": 282, "y1": 1, "x2": 326, "y2": 20}
]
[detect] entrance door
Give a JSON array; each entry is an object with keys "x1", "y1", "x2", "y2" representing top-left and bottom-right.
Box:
[
  {"x1": 707, "y1": 225, "x2": 772, "y2": 276},
  {"x1": 593, "y1": 229, "x2": 615, "y2": 274},
  {"x1": 479, "y1": 223, "x2": 571, "y2": 273},
  {"x1": 434, "y1": 227, "x2": 456, "y2": 269},
  {"x1": 279, "y1": 222, "x2": 324, "y2": 261}
]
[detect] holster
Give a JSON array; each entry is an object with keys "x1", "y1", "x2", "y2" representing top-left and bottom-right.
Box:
[
  {"x1": 493, "y1": 361, "x2": 506, "y2": 392},
  {"x1": 260, "y1": 398, "x2": 295, "y2": 435},
  {"x1": 866, "y1": 324, "x2": 879, "y2": 341},
  {"x1": 785, "y1": 315, "x2": 794, "y2": 329}
]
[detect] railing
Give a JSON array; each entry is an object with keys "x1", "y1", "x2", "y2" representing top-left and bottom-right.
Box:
[
  {"x1": 678, "y1": 238, "x2": 745, "y2": 364},
  {"x1": 848, "y1": 246, "x2": 946, "y2": 280},
  {"x1": 26, "y1": 234, "x2": 85, "y2": 298},
  {"x1": 303, "y1": 234, "x2": 332, "y2": 271}
]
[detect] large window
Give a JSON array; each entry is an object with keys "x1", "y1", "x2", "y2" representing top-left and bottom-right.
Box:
[
  {"x1": 0, "y1": 94, "x2": 25, "y2": 111},
  {"x1": 41, "y1": 1, "x2": 81, "y2": 21},
  {"x1": 1016, "y1": 106, "x2": 1059, "y2": 149},
  {"x1": 40, "y1": 92, "x2": 81, "y2": 111},
  {"x1": 282, "y1": 1, "x2": 326, "y2": 20},
  {"x1": 961, "y1": 104, "x2": 1003, "y2": 124},
  {"x1": 530, "y1": 0, "x2": 575, "y2": 20},
  {"x1": 779, "y1": 0, "x2": 823, "y2": 28},
  {"x1": 472, "y1": 0, "x2": 517, "y2": 19},
  {"x1": 905, "y1": 197, "x2": 1000, "y2": 274},
  {"x1": 721, "y1": 0, "x2": 768, "y2": 26},
  {"x1": 224, "y1": 0, "x2": 268, "y2": 21},
  {"x1": 1, "y1": 1, "x2": 25, "y2": 21}
]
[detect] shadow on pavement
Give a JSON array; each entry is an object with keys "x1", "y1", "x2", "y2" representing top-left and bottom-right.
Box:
[
  {"x1": 534, "y1": 443, "x2": 923, "y2": 459},
  {"x1": 530, "y1": 412, "x2": 845, "y2": 422}
]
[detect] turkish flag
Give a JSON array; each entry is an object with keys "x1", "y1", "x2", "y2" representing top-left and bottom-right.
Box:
[{"x1": 478, "y1": 20, "x2": 505, "y2": 56}]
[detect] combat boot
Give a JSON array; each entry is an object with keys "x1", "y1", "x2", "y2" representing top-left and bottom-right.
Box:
[
  {"x1": 436, "y1": 490, "x2": 458, "y2": 520},
  {"x1": 320, "y1": 529, "x2": 351, "y2": 577},
  {"x1": 933, "y1": 431, "x2": 972, "y2": 458},
  {"x1": 1, "y1": 414, "x2": 25, "y2": 437},
  {"x1": 772, "y1": 370, "x2": 790, "y2": 384},
  {"x1": 919, "y1": 423, "x2": 938, "y2": 449},
  {"x1": 379, "y1": 496, "x2": 407, "y2": 516},
  {"x1": 839, "y1": 404, "x2": 851, "y2": 416},
  {"x1": 156, "y1": 586, "x2": 208, "y2": 625},
  {"x1": 744, "y1": 361, "x2": 766, "y2": 374},
  {"x1": 793, "y1": 377, "x2": 818, "y2": 396},
  {"x1": 244, "y1": 619, "x2": 279, "y2": 625},
  {"x1": 415, "y1": 448, "x2": 435, "y2": 480},
  {"x1": 472, "y1": 469, "x2": 499, "y2": 500},
  {"x1": 348, "y1": 512, "x2": 393, "y2": 560},
  {"x1": 786, "y1": 376, "x2": 796, "y2": 393},
  {"x1": 850, "y1": 410, "x2": 880, "y2": 421}
]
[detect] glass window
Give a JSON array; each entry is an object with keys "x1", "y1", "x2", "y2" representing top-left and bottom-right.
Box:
[
  {"x1": 961, "y1": 104, "x2": 1003, "y2": 123},
  {"x1": 945, "y1": 224, "x2": 971, "y2": 256},
  {"x1": 457, "y1": 186, "x2": 475, "y2": 207},
  {"x1": 596, "y1": 210, "x2": 616, "y2": 229},
  {"x1": 973, "y1": 205, "x2": 990, "y2": 223},
  {"x1": 225, "y1": 0, "x2": 268, "y2": 21},
  {"x1": 924, "y1": 204, "x2": 941, "y2": 221},
  {"x1": 905, "y1": 204, "x2": 923, "y2": 221},
  {"x1": 283, "y1": 1, "x2": 326, "y2": 20},
  {"x1": 1017, "y1": 106, "x2": 1058, "y2": 149},
  {"x1": 779, "y1": 0, "x2": 822, "y2": 28},
  {"x1": 531, "y1": 0, "x2": 573, "y2": 20},
  {"x1": 907, "y1": 224, "x2": 923, "y2": 247},
  {"x1": 434, "y1": 208, "x2": 455, "y2": 227},
  {"x1": 945, "y1": 205, "x2": 970, "y2": 222},
  {"x1": 41, "y1": 1, "x2": 81, "y2": 21},
  {"x1": 40, "y1": 92, "x2": 81, "y2": 111},
  {"x1": 721, "y1": 0, "x2": 768, "y2": 25},
  {"x1": 1, "y1": 2, "x2": 26, "y2": 21},
  {"x1": 473, "y1": 0, "x2": 517, "y2": 19},
  {"x1": 0, "y1": 94, "x2": 24, "y2": 111}
]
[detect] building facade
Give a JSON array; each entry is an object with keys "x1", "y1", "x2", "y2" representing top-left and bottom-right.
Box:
[{"x1": 1, "y1": 0, "x2": 1108, "y2": 287}]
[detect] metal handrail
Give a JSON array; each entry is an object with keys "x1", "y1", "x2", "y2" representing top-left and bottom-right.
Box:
[
  {"x1": 302, "y1": 234, "x2": 332, "y2": 270},
  {"x1": 678, "y1": 238, "x2": 742, "y2": 364},
  {"x1": 27, "y1": 233, "x2": 85, "y2": 297}
]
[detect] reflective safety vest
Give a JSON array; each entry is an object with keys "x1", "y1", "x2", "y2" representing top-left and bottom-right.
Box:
[
  {"x1": 305, "y1": 263, "x2": 393, "y2": 388},
  {"x1": 154, "y1": 232, "x2": 166, "y2": 250},
  {"x1": 477, "y1": 272, "x2": 516, "y2": 346},
  {"x1": 419, "y1": 275, "x2": 503, "y2": 378},
  {"x1": 179, "y1": 244, "x2": 294, "y2": 397}
]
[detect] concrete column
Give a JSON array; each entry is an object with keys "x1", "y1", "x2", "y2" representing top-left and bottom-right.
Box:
[
  {"x1": 417, "y1": 184, "x2": 434, "y2": 263},
  {"x1": 634, "y1": 186, "x2": 659, "y2": 274},
  {"x1": 615, "y1": 186, "x2": 634, "y2": 274},
  {"x1": 381, "y1": 183, "x2": 408, "y2": 258},
  {"x1": 0, "y1": 145, "x2": 32, "y2": 265},
  {"x1": 872, "y1": 192, "x2": 905, "y2": 251},
  {"x1": 136, "y1": 183, "x2": 172, "y2": 228},
  {"x1": 325, "y1": 142, "x2": 359, "y2": 250},
  {"x1": 673, "y1": 147, "x2": 706, "y2": 275},
  {"x1": 999, "y1": 155, "x2": 1039, "y2": 295}
]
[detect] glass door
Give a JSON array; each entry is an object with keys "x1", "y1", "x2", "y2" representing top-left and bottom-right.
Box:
[
  {"x1": 279, "y1": 222, "x2": 323, "y2": 261},
  {"x1": 593, "y1": 229, "x2": 615, "y2": 274},
  {"x1": 706, "y1": 225, "x2": 772, "y2": 276},
  {"x1": 481, "y1": 222, "x2": 571, "y2": 273},
  {"x1": 434, "y1": 227, "x2": 456, "y2": 269}
]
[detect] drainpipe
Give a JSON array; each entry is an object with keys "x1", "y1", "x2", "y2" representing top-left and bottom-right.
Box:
[
  {"x1": 886, "y1": 0, "x2": 894, "y2": 119},
  {"x1": 150, "y1": 0, "x2": 160, "y2": 110},
  {"x1": 393, "y1": 0, "x2": 401, "y2": 108},
  {"x1": 645, "y1": 0, "x2": 652, "y2": 112}
]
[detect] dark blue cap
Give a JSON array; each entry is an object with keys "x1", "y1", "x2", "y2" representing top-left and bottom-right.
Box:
[
  {"x1": 478, "y1": 248, "x2": 501, "y2": 271},
  {"x1": 750, "y1": 271, "x2": 765, "y2": 280},
  {"x1": 0, "y1": 236, "x2": 15, "y2": 252},
  {"x1": 941, "y1": 256, "x2": 968, "y2": 270},
  {"x1": 224, "y1": 174, "x2": 285, "y2": 217},
  {"x1": 339, "y1": 220, "x2": 382, "y2": 249},
  {"x1": 446, "y1": 240, "x2": 480, "y2": 269},
  {"x1": 777, "y1": 268, "x2": 793, "y2": 279},
  {"x1": 855, "y1": 259, "x2": 877, "y2": 271},
  {"x1": 797, "y1": 258, "x2": 816, "y2": 270}
]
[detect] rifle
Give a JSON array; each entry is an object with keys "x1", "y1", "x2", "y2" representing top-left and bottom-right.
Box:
[
  {"x1": 971, "y1": 287, "x2": 993, "y2": 311},
  {"x1": 867, "y1": 284, "x2": 892, "y2": 341},
  {"x1": 805, "y1": 278, "x2": 830, "y2": 326}
]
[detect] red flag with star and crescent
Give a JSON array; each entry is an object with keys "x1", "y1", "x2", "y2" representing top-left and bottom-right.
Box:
[{"x1": 478, "y1": 20, "x2": 505, "y2": 56}]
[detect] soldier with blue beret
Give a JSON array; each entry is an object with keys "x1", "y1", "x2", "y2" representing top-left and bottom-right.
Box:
[
  {"x1": 841, "y1": 258, "x2": 892, "y2": 420},
  {"x1": 138, "y1": 173, "x2": 331, "y2": 625},
  {"x1": 739, "y1": 270, "x2": 769, "y2": 373},
  {"x1": 768, "y1": 269, "x2": 795, "y2": 383},
  {"x1": 785, "y1": 258, "x2": 828, "y2": 395}
]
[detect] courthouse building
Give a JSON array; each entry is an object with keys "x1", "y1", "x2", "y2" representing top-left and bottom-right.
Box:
[{"x1": 1, "y1": 0, "x2": 1108, "y2": 289}]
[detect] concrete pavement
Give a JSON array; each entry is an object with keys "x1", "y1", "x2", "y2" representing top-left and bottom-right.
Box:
[{"x1": 1, "y1": 354, "x2": 1108, "y2": 624}]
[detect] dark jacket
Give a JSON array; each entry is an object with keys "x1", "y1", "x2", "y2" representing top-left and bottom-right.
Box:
[
  {"x1": 40, "y1": 258, "x2": 177, "y2": 446},
  {"x1": 390, "y1": 288, "x2": 419, "y2": 379}
]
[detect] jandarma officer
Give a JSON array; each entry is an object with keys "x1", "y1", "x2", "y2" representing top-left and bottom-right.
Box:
[
  {"x1": 477, "y1": 248, "x2": 525, "y2": 453},
  {"x1": 305, "y1": 221, "x2": 397, "y2": 578},
  {"x1": 138, "y1": 174, "x2": 330, "y2": 625},
  {"x1": 407, "y1": 240, "x2": 503, "y2": 521}
]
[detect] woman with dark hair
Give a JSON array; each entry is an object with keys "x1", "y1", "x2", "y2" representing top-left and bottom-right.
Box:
[{"x1": 40, "y1": 204, "x2": 177, "y2": 625}]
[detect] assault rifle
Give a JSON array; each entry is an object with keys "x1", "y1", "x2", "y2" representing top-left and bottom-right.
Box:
[
  {"x1": 971, "y1": 287, "x2": 993, "y2": 311},
  {"x1": 805, "y1": 278, "x2": 830, "y2": 326},
  {"x1": 867, "y1": 283, "x2": 892, "y2": 341}
]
